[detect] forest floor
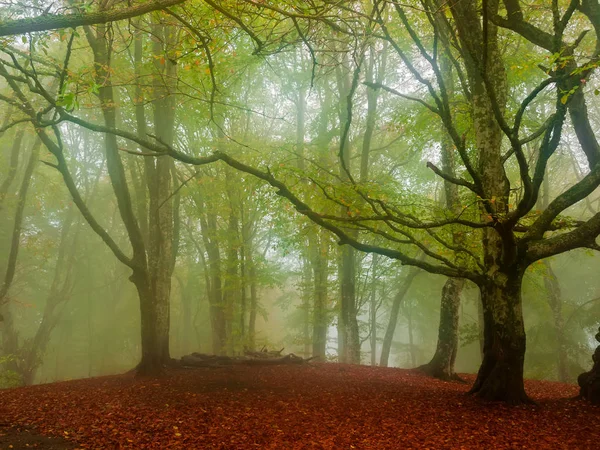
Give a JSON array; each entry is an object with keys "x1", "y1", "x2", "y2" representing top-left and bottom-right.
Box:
[{"x1": 0, "y1": 363, "x2": 598, "y2": 449}]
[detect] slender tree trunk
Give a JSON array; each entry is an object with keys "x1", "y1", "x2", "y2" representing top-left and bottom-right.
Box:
[
  {"x1": 303, "y1": 88, "x2": 334, "y2": 361},
  {"x1": 248, "y1": 259, "x2": 258, "y2": 350},
  {"x1": 198, "y1": 201, "x2": 226, "y2": 354},
  {"x1": 335, "y1": 55, "x2": 360, "y2": 365},
  {"x1": 419, "y1": 278, "x2": 465, "y2": 380},
  {"x1": 418, "y1": 45, "x2": 466, "y2": 381},
  {"x1": 240, "y1": 205, "x2": 248, "y2": 343},
  {"x1": 538, "y1": 175, "x2": 568, "y2": 382},
  {"x1": 0, "y1": 139, "x2": 41, "y2": 305},
  {"x1": 302, "y1": 254, "x2": 312, "y2": 357},
  {"x1": 21, "y1": 206, "x2": 79, "y2": 385},
  {"x1": 176, "y1": 275, "x2": 193, "y2": 356},
  {"x1": 295, "y1": 80, "x2": 313, "y2": 358},
  {"x1": 223, "y1": 172, "x2": 240, "y2": 355},
  {"x1": 0, "y1": 128, "x2": 24, "y2": 208},
  {"x1": 380, "y1": 266, "x2": 420, "y2": 367},
  {"x1": 369, "y1": 255, "x2": 379, "y2": 366},
  {"x1": 148, "y1": 16, "x2": 178, "y2": 364},
  {"x1": 1, "y1": 139, "x2": 41, "y2": 380},
  {"x1": 544, "y1": 262, "x2": 568, "y2": 382},
  {"x1": 311, "y1": 229, "x2": 329, "y2": 360},
  {"x1": 477, "y1": 291, "x2": 484, "y2": 362},
  {"x1": 407, "y1": 301, "x2": 416, "y2": 367}
]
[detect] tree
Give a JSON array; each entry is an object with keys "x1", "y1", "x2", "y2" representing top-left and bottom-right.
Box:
[{"x1": 1, "y1": 0, "x2": 599, "y2": 405}]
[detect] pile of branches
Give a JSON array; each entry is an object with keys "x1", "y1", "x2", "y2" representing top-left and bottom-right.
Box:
[{"x1": 181, "y1": 347, "x2": 316, "y2": 368}]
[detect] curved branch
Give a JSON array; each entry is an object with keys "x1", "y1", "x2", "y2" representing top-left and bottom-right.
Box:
[{"x1": 0, "y1": 0, "x2": 186, "y2": 37}]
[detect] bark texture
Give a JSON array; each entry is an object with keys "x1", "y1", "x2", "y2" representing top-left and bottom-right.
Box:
[
  {"x1": 380, "y1": 266, "x2": 420, "y2": 367},
  {"x1": 578, "y1": 326, "x2": 600, "y2": 405}
]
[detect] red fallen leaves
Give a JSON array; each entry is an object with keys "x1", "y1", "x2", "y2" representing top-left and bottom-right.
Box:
[{"x1": 0, "y1": 364, "x2": 598, "y2": 449}]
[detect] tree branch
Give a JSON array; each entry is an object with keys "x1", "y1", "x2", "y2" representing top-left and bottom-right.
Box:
[{"x1": 0, "y1": 0, "x2": 187, "y2": 37}]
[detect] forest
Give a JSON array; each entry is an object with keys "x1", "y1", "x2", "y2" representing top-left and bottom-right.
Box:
[{"x1": 0, "y1": 0, "x2": 599, "y2": 448}]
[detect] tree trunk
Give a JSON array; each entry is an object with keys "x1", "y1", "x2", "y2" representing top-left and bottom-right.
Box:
[
  {"x1": 543, "y1": 262, "x2": 568, "y2": 382},
  {"x1": 248, "y1": 251, "x2": 258, "y2": 351},
  {"x1": 0, "y1": 128, "x2": 24, "y2": 208},
  {"x1": 85, "y1": 19, "x2": 168, "y2": 375},
  {"x1": 1, "y1": 138, "x2": 41, "y2": 383},
  {"x1": 223, "y1": 173, "x2": 240, "y2": 355},
  {"x1": 311, "y1": 229, "x2": 329, "y2": 360},
  {"x1": 200, "y1": 204, "x2": 226, "y2": 355},
  {"x1": 0, "y1": 139, "x2": 41, "y2": 305},
  {"x1": 418, "y1": 50, "x2": 466, "y2": 380},
  {"x1": 302, "y1": 254, "x2": 312, "y2": 357},
  {"x1": 477, "y1": 291, "x2": 484, "y2": 362},
  {"x1": 177, "y1": 275, "x2": 193, "y2": 356},
  {"x1": 369, "y1": 254, "x2": 379, "y2": 366},
  {"x1": 419, "y1": 278, "x2": 465, "y2": 380},
  {"x1": 469, "y1": 272, "x2": 530, "y2": 404},
  {"x1": 21, "y1": 206, "x2": 80, "y2": 385},
  {"x1": 335, "y1": 52, "x2": 360, "y2": 365},
  {"x1": 338, "y1": 245, "x2": 360, "y2": 363},
  {"x1": 134, "y1": 271, "x2": 167, "y2": 375},
  {"x1": 148, "y1": 16, "x2": 177, "y2": 364},
  {"x1": 295, "y1": 80, "x2": 313, "y2": 358},
  {"x1": 406, "y1": 300, "x2": 416, "y2": 367},
  {"x1": 380, "y1": 266, "x2": 420, "y2": 367}
]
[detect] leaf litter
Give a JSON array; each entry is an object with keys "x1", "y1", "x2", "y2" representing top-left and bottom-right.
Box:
[{"x1": 0, "y1": 364, "x2": 598, "y2": 449}]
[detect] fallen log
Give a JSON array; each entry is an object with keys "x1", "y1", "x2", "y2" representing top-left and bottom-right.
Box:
[
  {"x1": 244, "y1": 347, "x2": 285, "y2": 359},
  {"x1": 180, "y1": 351, "x2": 316, "y2": 368}
]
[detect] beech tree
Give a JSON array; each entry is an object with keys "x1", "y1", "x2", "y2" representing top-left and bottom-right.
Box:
[{"x1": 1, "y1": 0, "x2": 599, "y2": 405}]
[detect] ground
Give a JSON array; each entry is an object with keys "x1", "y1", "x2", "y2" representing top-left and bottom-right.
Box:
[{"x1": 0, "y1": 364, "x2": 598, "y2": 449}]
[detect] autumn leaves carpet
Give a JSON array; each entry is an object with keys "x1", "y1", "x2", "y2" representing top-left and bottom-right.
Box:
[{"x1": 0, "y1": 364, "x2": 598, "y2": 449}]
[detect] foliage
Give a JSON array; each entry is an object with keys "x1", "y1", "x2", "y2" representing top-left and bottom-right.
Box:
[{"x1": 0, "y1": 355, "x2": 22, "y2": 388}]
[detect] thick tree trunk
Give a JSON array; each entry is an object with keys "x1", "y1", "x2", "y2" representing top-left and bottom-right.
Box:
[
  {"x1": 133, "y1": 272, "x2": 168, "y2": 375},
  {"x1": 419, "y1": 278, "x2": 465, "y2": 380},
  {"x1": 380, "y1": 266, "x2": 420, "y2": 367},
  {"x1": 85, "y1": 19, "x2": 172, "y2": 375},
  {"x1": 469, "y1": 272, "x2": 530, "y2": 404},
  {"x1": 578, "y1": 326, "x2": 600, "y2": 405}
]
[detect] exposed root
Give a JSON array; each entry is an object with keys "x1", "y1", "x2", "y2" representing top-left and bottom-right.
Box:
[{"x1": 469, "y1": 379, "x2": 536, "y2": 405}]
